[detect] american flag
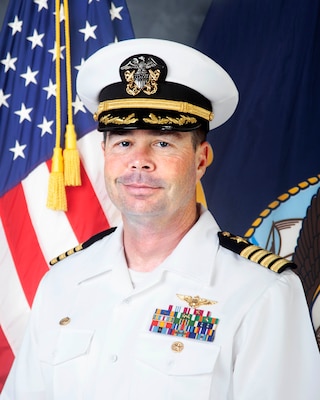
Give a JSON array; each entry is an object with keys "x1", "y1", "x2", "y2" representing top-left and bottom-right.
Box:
[{"x1": 0, "y1": 0, "x2": 134, "y2": 390}]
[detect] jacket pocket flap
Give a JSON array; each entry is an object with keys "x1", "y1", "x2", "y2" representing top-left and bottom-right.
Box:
[
  {"x1": 39, "y1": 329, "x2": 94, "y2": 365},
  {"x1": 136, "y1": 333, "x2": 220, "y2": 376}
]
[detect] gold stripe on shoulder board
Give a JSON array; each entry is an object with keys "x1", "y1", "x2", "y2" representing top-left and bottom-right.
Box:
[
  {"x1": 48, "y1": 227, "x2": 117, "y2": 266},
  {"x1": 218, "y1": 231, "x2": 297, "y2": 273},
  {"x1": 49, "y1": 244, "x2": 83, "y2": 266}
]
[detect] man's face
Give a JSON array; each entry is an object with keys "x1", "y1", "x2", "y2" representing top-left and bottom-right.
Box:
[{"x1": 102, "y1": 129, "x2": 209, "y2": 222}]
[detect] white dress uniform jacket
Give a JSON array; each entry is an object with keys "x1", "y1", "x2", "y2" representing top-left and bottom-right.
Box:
[{"x1": 2, "y1": 209, "x2": 320, "y2": 399}]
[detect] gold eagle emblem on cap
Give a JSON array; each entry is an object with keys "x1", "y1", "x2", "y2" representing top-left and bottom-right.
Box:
[
  {"x1": 120, "y1": 55, "x2": 162, "y2": 96},
  {"x1": 176, "y1": 294, "x2": 217, "y2": 308}
]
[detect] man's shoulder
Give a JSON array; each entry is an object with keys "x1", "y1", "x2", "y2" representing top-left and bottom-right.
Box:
[
  {"x1": 218, "y1": 231, "x2": 297, "y2": 274},
  {"x1": 49, "y1": 227, "x2": 117, "y2": 266}
]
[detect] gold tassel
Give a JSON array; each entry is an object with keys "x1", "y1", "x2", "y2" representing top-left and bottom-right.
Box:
[
  {"x1": 62, "y1": 0, "x2": 81, "y2": 188},
  {"x1": 46, "y1": 147, "x2": 67, "y2": 211},
  {"x1": 63, "y1": 124, "x2": 81, "y2": 186},
  {"x1": 47, "y1": 0, "x2": 67, "y2": 211}
]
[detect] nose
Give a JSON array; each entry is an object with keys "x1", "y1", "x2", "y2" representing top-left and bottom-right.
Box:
[{"x1": 128, "y1": 147, "x2": 155, "y2": 171}]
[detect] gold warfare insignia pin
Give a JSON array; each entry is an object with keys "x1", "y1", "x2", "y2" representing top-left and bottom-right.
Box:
[{"x1": 176, "y1": 294, "x2": 217, "y2": 308}]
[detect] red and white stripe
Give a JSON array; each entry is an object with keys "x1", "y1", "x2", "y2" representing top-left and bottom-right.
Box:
[{"x1": 0, "y1": 130, "x2": 120, "y2": 390}]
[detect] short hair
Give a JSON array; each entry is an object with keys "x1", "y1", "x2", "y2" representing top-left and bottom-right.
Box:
[{"x1": 191, "y1": 128, "x2": 207, "y2": 150}]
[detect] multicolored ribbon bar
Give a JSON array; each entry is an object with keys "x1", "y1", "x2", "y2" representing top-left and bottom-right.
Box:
[{"x1": 149, "y1": 305, "x2": 219, "y2": 342}]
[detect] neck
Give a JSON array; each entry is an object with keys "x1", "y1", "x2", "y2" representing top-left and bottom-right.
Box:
[{"x1": 122, "y1": 205, "x2": 200, "y2": 272}]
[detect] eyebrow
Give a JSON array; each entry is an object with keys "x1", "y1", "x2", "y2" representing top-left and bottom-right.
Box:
[{"x1": 107, "y1": 130, "x2": 184, "y2": 139}]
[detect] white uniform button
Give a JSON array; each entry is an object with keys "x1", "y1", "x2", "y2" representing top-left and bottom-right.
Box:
[{"x1": 111, "y1": 354, "x2": 118, "y2": 362}]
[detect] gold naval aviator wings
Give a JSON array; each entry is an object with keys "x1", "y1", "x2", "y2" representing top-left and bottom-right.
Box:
[{"x1": 177, "y1": 294, "x2": 218, "y2": 308}]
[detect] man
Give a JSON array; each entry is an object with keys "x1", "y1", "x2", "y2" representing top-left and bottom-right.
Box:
[{"x1": 1, "y1": 38, "x2": 319, "y2": 399}]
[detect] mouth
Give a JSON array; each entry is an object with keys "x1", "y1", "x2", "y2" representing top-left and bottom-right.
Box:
[
  {"x1": 119, "y1": 180, "x2": 164, "y2": 199},
  {"x1": 117, "y1": 174, "x2": 164, "y2": 193},
  {"x1": 125, "y1": 182, "x2": 157, "y2": 188},
  {"x1": 121, "y1": 182, "x2": 161, "y2": 196}
]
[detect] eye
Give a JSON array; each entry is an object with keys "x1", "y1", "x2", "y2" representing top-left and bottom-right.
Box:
[
  {"x1": 119, "y1": 141, "x2": 130, "y2": 147},
  {"x1": 156, "y1": 141, "x2": 169, "y2": 148}
]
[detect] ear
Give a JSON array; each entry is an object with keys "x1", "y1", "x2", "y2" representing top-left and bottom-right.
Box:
[{"x1": 196, "y1": 141, "x2": 212, "y2": 180}]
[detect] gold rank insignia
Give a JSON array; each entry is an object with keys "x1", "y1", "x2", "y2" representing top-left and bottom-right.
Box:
[
  {"x1": 218, "y1": 231, "x2": 297, "y2": 273},
  {"x1": 49, "y1": 227, "x2": 116, "y2": 266},
  {"x1": 176, "y1": 294, "x2": 218, "y2": 308}
]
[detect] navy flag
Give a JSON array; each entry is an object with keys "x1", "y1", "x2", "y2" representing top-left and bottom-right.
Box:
[{"x1": 196, "y1": 0, "x2": 320, "y2": 344}]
